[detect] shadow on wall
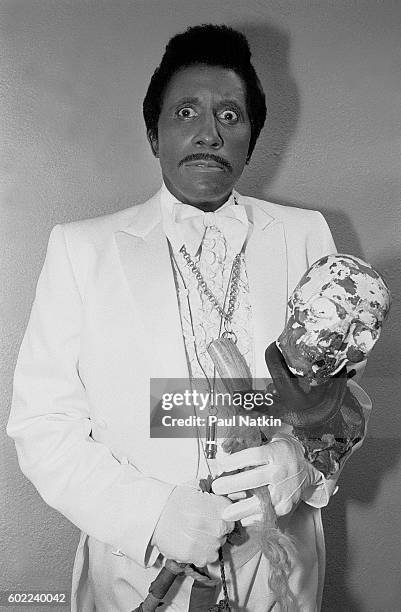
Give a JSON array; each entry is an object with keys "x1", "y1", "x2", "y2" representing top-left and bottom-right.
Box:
[
  {"x1": 370, "y1": 253, "x2": 401, "y2": 379},
  {"x1": 236, "y1": 21, "x2": 300, "y2": 199},
  {"x1": 324, "y1": 253, "x2": 401, "y2": 612},
  {"x1": 323, "y1": 437, "x2": 401, "y2": 612},
  {"x1": 234, "y1": 21, "x2": 401, "y2": 612}
]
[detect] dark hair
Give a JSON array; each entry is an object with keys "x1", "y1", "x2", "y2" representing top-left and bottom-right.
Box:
[{"x1": 143, "y1": 24, "x2": 266, "y2": 160}]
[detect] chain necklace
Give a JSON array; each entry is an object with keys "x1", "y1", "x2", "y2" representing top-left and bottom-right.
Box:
[
  {"x1": 179, "y1": 241, "x2": 242, "y2": 339},
  {"x1": 179, "y1": 234, "x2": 244, "y2": 462}
]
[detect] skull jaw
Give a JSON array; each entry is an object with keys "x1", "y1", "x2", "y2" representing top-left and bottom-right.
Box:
[{"x1": 277, "y1": 327, "x2": 348, "y2": 385}]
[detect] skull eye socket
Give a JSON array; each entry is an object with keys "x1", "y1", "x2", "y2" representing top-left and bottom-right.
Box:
[
  {"x1": 351, "y1": 322, "x2": 380, "y2": 353},
  {"x1": 308, "y1": 297, "x2": 344, "y2": 320}
]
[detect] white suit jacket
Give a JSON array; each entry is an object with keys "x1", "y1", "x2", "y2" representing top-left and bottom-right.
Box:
[{"x1": 8, "y1": 188, "x2": 371, "y2": 611}]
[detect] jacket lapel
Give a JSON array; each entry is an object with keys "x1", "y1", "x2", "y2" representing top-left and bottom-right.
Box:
[
  {"x1": 114, "y1": 192, "x2": 189, "y2": 381},
  {"x1": 241, "y1": 199, "x2": 289, "y2": 380}
]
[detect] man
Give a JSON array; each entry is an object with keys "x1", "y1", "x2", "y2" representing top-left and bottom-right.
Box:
[{"x1": 7, "y1": 25, "x2": 370, "y2": 611}]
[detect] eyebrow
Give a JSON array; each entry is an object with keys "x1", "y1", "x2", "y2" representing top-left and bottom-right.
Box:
[
  {"x1": 219, "y1": 98, "x2": 244, "y2": 108},
  {"x1": 170, "y1": 97, "x2": 200, "y2": 107},
  {"x1": 169, "y1": 96, "x2": 245, "y2": 109}
]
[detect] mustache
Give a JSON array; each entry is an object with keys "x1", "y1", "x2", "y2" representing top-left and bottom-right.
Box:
[{"x1": 179, "y1": 153, "x2": 232, "y2": 172}]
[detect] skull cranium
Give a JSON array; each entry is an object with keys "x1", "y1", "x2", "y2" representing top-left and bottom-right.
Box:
[{"x1": 277, "y1": 254, "x2": 391, "y2": 384}]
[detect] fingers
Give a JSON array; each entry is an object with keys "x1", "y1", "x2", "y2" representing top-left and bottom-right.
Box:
[
  {"x1": 220, "y1": 484, "x2": 299, "y2": 525},
  {"x1": 192, "y1": 548, "x2": 219, "y2": 566},
  {"x1": 221, "y1": 488, "x2": 295, "y2": 522},
  {"x1": 213, "y1": 464, "x2": 285, "y2": 495},
  {"x1": 227, "y1": 491, "x2": 247, "y2": 501},
  {"x1": 268, "y1": 484, "x2": 289, "y2": 515},
  {"x1": 184, "y1": 565, "x2": 220, "y2": 586},
  {"x1": 192, "y1": 516, "x2": 234, "y2": 538},
  {"x1": 220, "y1": 520, "x2": 235, "y2": 537},
  {"x1": 221, "y1": 495, "x2": 261, "y2": 522},
  {"x1": 215, "y1": 445, "x2": 275, "y2": 474},
  {"x1": 215, "y1": 437, "x2": 300, "y2": 479},
  {"x1": 152, "y1": 485, "x2": 235, "y2": 565},
  {"x1": 222, "y1": 487, "x2": 295, "y2": 521},
  {"x1": 274, "y1": 499, "x2": 294, "y2": 517},
  {"x1": 268, "y1": 475, "x2": 306, "y2": 516},
  {"x1": 241, "y1": 513, "x2": 264, "y2": 527},
  {"x1": 182, "y1": 532, "x2": 228, "y2": 566},
  {"x1": 221, "y1": 492, "x2": 294, "y2": 523}
]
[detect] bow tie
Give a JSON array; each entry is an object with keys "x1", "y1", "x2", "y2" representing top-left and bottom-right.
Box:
[{"x1": 172, "y1": 200, "x2": 249, "y2": 255}]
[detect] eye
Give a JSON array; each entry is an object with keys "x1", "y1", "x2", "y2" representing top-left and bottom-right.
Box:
[
  {"x1": 218, "y1": 109, "x2": 239, "y2": 123},
  {"x1": 176, "y1": 107, "x2": 198, "y2": 119},
  {"x1": 308, "y1": 297, "x2": 338, "y2": 319},
  {"x1": 351, "y1": 323, "x2": 380, "y2": 353}
]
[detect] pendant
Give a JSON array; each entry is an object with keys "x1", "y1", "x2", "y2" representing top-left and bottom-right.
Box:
[
  {"x1": 205, "y1": 419, "x2": 218, "y2": 459},
  {"x1": 205, "y1": 337, "x2": 253, "y2": 457},
  {"x1": 207, "y1": 336, "x2": 252, "y2": 396},
  {"x1": 222, "y1": 329, "x2": 237, "y2": 344}
]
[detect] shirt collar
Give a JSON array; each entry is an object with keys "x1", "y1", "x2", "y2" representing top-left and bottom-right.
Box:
[{"x1": 160, "y1": 181, "x2": 249, "y2": 254}]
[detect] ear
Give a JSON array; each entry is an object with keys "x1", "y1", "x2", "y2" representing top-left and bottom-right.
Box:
[
  {"x1": 245, "y1": 147, "x2": 253, "y2": 165},
  {"x1": 147, "y1": 129, "x2": 159, "y2": 158}
]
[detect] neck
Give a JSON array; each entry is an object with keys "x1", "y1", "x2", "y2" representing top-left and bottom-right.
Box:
[
  {"x1": 162, "y1": 180, "x2": 233, "y2": 212},
  {"x1": 187, "y1": 201, "x2": 228, "y2": 212}
]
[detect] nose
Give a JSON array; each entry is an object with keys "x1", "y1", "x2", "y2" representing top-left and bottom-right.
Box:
[{"x1": 192, "y1": 113, "x2": 223, "y2": 149}]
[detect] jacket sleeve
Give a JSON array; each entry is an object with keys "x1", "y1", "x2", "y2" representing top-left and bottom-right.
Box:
[
  {"x1": 307, "y1": 210, "x2": 337, "y2": 264},
  {"x1": 301, "y1": 211, "x2": 372, "y2": 507},
  {"x1": 302, "y1": 379, "x2": 371, "y2": 507},
  {"x1": 7, "y1": 224, "x2": 174, "y2": 566}
]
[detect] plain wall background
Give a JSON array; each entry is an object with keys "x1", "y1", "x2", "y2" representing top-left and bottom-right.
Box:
[{"x1": 1, "y1": 1, "x2": 400, "y2": 610}]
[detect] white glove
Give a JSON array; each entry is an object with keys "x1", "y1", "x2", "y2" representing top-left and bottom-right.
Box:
[
  {"x1": 212, "y1": 434, "x2": 325, "y2": 524},
  {"x1": 151, "y1": 485, "x2": 234, "y2": 566}
]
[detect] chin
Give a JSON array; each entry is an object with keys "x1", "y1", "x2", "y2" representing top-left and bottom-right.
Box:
[
  {"x1": 183, "y1": 169, "x2": 232, "y2": 193},
  {"x1": 182, "y1": 186, "x2": 232, "y2": 208}
]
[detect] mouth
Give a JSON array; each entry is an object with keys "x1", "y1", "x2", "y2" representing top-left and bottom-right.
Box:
[
  {"x1": 184, "y1": 161, "x2": 226, "y2": 172},
  {"x1": 180, "y1": 154, "x2": 231, "y2": 173}
]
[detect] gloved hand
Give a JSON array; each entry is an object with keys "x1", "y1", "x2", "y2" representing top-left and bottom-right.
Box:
[
  {"x1": 212, "y1": 434, "x2": 325, "y2": 524},
  {"x1": 151, "y1": 485, "x2": 234, "y2": 566}
]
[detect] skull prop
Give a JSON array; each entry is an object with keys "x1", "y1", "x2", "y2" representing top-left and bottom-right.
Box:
[{"x1": 277, "y1": 254, "x2": 391, "y2": 384}]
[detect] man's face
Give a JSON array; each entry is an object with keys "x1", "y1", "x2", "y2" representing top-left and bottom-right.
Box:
[{"x1": 148, "y1": 64, "x2": 252, "y2": 210}]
